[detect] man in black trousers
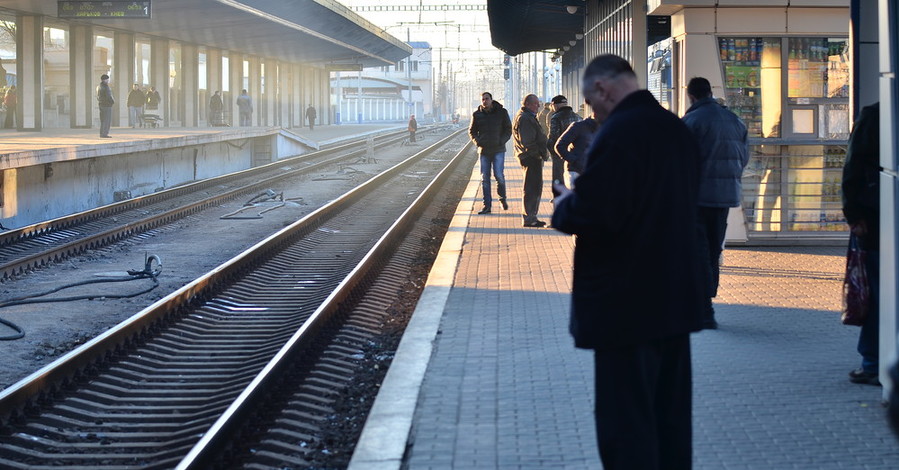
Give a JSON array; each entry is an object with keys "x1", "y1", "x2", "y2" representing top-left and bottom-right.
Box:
[{"x1": 552, "y1": 54, "x2": 704, "y2": 470}]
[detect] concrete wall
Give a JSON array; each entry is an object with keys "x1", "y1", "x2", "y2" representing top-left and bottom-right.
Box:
[{"x1": 2, "y1": 141, "x2": 254, "y2": 228}]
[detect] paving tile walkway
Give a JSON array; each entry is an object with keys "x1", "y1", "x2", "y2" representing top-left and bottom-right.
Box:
[{"x1": 351, "y1": 152, "x2": 899, "y2": 469}]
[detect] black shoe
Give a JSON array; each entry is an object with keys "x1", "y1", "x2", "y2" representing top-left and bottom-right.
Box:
[
  {"x1": 100, "y1": 135, "x2": 112, "y2": 138},
  {"x1": 701, "y1": 319, "x2": 719, "y2": 330},
  {"x1": 849, "y1": 368, "x2": 881, "y2": 385},
  {"x1": 477, "y1": 207, "x2": 491, "y2": 215},
  {"x1": 500, "y1": 198, "x2": 509, "y2": 210},
  {"x1": 523, "y1": 220, "x2": 546, "y2": 227}
]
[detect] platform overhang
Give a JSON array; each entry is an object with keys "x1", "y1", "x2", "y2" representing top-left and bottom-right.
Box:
[
  {"x1": 0, "y1": 0, "x2": 412, "y2": 67},
  {"x1": 486, "y1": 0, "x2": 584, "y2": 56}
]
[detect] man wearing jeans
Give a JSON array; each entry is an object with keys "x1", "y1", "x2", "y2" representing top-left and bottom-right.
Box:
[{"x1": 468, "y1": 91, "x2": 512, "y2": 214}]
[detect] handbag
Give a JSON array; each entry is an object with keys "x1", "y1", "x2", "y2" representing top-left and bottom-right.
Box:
[{"x1": 841, "y1": 233, "x2": 870, "y2": 326}]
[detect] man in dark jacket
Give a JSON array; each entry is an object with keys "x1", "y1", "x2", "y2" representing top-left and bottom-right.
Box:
[
  {"x1": 468, "y1": 91, "x2": 512, "y2": 214},
  {"x1": 513, "y1": 94, "x2": 548, "y2": 227},
  {"x1": 209, "y1": 91, "x2": 224, "y2": 126},
  {"x1": 552, "y1": 54, "x2": 704, "y2": 470},
  {"x1": 127, "y1": 84, "x2": 146, "y2": 128},
  {"x1": 555, "y1": 98, "x2": 599, "y2": 187},
  {"x1": 682, "y1": 77, "x2": 749, "y2": 329},
  {"x1": 97, "y1": 74, "x2": 115, "y2": 138},
  {"x1": 306, "y1": 104, "x2": 317, "y2": 130},
  {"x1": 842, "y1": 102, "x2": 881, "y2": 386},
  {"x1": 547, "y1": 95, "x2": 582, "y2": 188}
]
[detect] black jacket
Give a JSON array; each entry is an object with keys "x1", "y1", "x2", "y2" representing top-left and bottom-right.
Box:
[
  {"x1": 468, "y1": 102, "x2": 512, "y2": 156},
  {"x1": 97, "y1": 82, "x2": 115, "y2": 108},
  {"x1": 548, "y1": 106, "x2": 581, "y2": 157},
  {"x1": 552, "y1": 90, "x2": 704, "y2": 350},
  {"x1": 555, "y1": 117, "x2": 599, "y2": 174},
  {"x1": 842, "y1": 102, "x2": 880, "y2": 250}
]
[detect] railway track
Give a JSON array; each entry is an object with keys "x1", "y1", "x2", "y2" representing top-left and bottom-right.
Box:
[
  {"x1": 0, "y1": 130, "x2": 475, "y2": 468},
  {"x1": 0, "y1": 127, "x2": 436, "y2": 281}
]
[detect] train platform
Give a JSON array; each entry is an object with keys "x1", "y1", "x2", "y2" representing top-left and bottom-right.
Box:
[
  {"x1": 0, "y1": 123, "x2": 402, "y2": 166},
  {"x1": 350, "y1": 155, "x2": 898, "y2": 469}
]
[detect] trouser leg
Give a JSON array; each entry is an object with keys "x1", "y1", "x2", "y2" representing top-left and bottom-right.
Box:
[
  {"x1": 479, "y1": 153, "x2": 493, "y2": 208},
  {"x1": 521, "y1": 160, "x2": 543, "y2": 223},
  {"x1": 858, "y1": 249, "x2": 880, "y2": 373},
  {"x1": 594, "y1": 335, "x2": 692, "y2": 470},
  {"x1": 551, "y1": 154, "x2": 566, "y2": 186},
  {"x1": 494, "y1": 151, "x2": 507, "y2": 202}
]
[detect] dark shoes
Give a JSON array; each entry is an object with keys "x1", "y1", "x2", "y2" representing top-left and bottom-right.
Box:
[
  {"x1": 523, "y1": 220, "x2": 546, "y2": 228},
  {"x1": 477, "y1": 207, "x2": 491, "y2": 214},
  {"x1": 701, "y1": 319, "x2": 719, "y2": 330},
  {"x1": 849, "y1": 368, "x2": 881, "y2": 386},
  {"x1": 500, "y1": 198, "x2": 509, "y2": 210}
]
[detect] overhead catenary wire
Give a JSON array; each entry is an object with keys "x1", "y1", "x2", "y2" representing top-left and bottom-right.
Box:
[{"x1": 0, "y1": 255, "x2": 163, "y2": 341}]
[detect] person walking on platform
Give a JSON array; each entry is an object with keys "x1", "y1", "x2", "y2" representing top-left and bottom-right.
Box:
[
  {"x1": 408, "y1": 114, "x2": 418, "y2": 143},
  {"x1": 536, "y1": 100, "x2": 552, "y2": 136},
  {"x1": 145, "y1": 86, "x2": 160, "y2": 111},
  {"x1": 209, "y1": 91, "x2": 224, "y2": 127},
  {"x1": 551, "y1": 54, "x2": 704, "y2": 470},
  {"x1": 547, "y1": 95, "x2": 581, "y2": 189},
  {"x1": 555, "y1": 98, "x2": 600, "y2": 188},
  {"x1": 842, "y1": 102, "x2": 881, "y2": 386},
  {"x1": 305, "y1": 104, "x2": 317, "y2": 130},
  {"x1": 127, "y1": 84, "x2": 145, "y2": 128},
  {"x1": 3, "y1": 85, "x2": 17, "y2": 129},
  {"x1": 682, "y1": 77, "x2": 749, "y2": 330},
  {"x1": 236, "y1": 89, "x2": 253, "y2": 127},
  {"x1": 97, "y1": 74, "x2": 115, "y2": 138},
  {"x1": 513, "y1": 93, "x2": 548, "y2": 227},
  {"x1": 468, "y1": 91, "x2": 512, "y2": 214}
]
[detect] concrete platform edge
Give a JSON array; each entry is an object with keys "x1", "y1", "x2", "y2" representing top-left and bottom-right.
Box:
[{"x1": 347, "y1": 166, "x2": 479, "y2": 470}]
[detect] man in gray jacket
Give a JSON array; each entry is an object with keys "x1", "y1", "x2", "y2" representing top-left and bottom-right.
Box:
[
  {"x1": 682, "y1": 76, "x2": 749, "y2": 329},
  {"x1": 513, "y1": 94, "x2": 548, "y2": 227}
]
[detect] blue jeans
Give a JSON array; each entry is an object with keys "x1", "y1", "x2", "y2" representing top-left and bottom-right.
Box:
[
  {"x1": 859, "y1": 249, "x2": 879, "y2": 373},
  {"x1": 479, "y1": 152, "x2": 506, "y2": 208}
]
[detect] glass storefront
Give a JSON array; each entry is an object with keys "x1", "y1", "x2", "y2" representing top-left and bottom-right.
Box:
[{"x1": 718, "y1": 36, "x2": 850, "y2": 238}]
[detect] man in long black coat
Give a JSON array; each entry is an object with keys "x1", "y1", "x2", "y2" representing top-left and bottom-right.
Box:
[{"x1": 552, "y1": 54, "x2": 705, "y2": 470}]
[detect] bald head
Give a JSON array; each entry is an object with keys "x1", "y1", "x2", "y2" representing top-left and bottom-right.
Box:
[
  {"x1": 522, "y1": 94, "x2": 540, "y2": 113},
  {"x1": 581, "y1": 54, "x2": 639, "y2": 121}
]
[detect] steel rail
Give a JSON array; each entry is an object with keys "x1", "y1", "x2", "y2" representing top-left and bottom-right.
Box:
[
  {"x1": 176, "y1": 138, "x2": 472, "y2": 469},
  {"x1": 0, "y1": 128, "x2": 429, "y2": 280},
  {"x1": 0, "y1": 130, "x2": 469, "y2": 464}
]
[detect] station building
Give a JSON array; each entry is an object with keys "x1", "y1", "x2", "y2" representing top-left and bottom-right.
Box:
[
  {"x1": 0, "y1": 0, "x2": 411, "y2": 130},
  {"x1": 488, "y1": 0, "x2": 899, "y2": 401}
]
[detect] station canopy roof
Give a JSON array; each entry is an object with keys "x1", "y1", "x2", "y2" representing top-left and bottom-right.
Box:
[
  {"x1": 0, "y1": 0, "x2": 412, "y2": 68},
  {"x1": 486, "y1": 0, "x2": 585, "y2": 56}
]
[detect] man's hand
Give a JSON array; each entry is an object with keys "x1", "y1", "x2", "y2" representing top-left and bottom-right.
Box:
[{"x1": 850, "y1": 220, "x2": 868, "y2": 237}]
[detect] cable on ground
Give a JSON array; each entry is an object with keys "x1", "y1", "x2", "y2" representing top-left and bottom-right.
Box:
[{"x1": 0, "y1": 255, "x2": 162, "y2": 341}]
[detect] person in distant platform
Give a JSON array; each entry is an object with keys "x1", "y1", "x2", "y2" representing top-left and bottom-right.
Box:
[
  {"x1": 547, "y1": 95, "x2": 581, "y2": 189},
  {"x1": 555, "y1": 98, "x2": 600, "y2": 188},
  {"x1": 236, "y1": 89, "x2": 253, "y2": 127},
  {"x1": 468, "y1": 91, "x2": 512, "y2": 214},
  {"x1": 209, "y1": 91, "x2": 224, "y2": 127},
  {"x1": 145, "y1": 86, "x2": 160, "y2": 111},
  {"x1": 3, "y1": 85, "x2": 17, "y2": 129},
  {"x1": 842, "y1": 102, "x2": 882, "y2": 386},
  {"x1": 127, "y1": 84, "x2": 146, "y2": 128},
  {"x1": 306, "y1": 104, "x2": 317, "y2": 130},
  {"x1": 536, "y1": 100, "x2": 552, "y2": 136},
  {"x1": 408, "y1": 114, "x2": 418, "y2": 143},
  {"x1": 513, "y1": 93, "x2": 548, "y2": 227},
  {"x1": 552, "y1": 54, "x2": 705, "y2": 470},
  {"x1": 97, "y1": 74, "x2": 115, "y2": 138},
  {"x1": 682, "y1": 76, "x2": 749, "y2": 330}
]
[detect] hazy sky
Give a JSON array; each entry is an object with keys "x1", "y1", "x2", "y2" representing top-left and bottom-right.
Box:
[{"x1": 340, "y1": 0, "x2": 499, "y2": 61}]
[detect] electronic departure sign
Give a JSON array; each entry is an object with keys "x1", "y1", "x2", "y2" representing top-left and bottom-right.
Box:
[{"x1": 58, "y1": 1, "x2": 151, "y2": 19}]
